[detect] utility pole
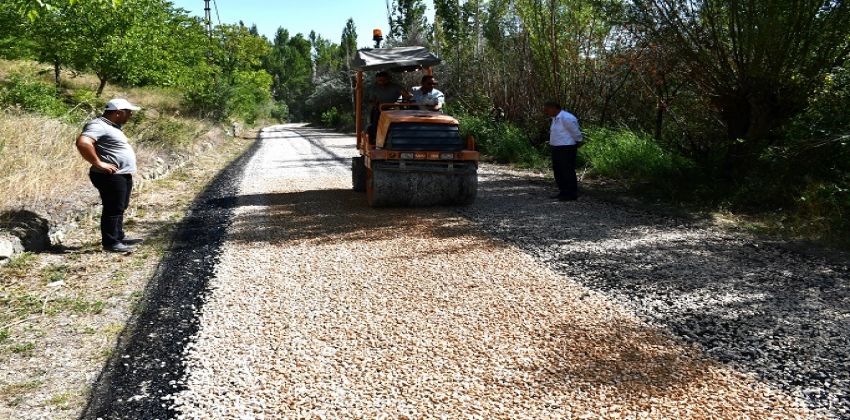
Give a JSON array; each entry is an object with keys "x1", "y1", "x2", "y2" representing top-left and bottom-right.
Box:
[{"x1": 204, "y1": 0, "x2": 212, "y2": 37}]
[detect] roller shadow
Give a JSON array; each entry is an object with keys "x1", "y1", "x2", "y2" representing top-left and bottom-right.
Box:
[{"x1": 220, "y1": 189, "x2": 478, "y2": 247}]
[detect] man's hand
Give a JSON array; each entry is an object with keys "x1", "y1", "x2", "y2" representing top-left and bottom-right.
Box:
[
  {"x1": 94, "y1": 161, "x2": 119, "y2": 174},
  {"x1": 76, "y1": 135, "x2": 118, "y2": 173}
]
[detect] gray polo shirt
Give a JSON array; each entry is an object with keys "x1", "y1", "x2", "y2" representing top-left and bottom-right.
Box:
[
  {"x1": 367, "y1": 82, "x2": 404, "y2": 107},
  {"x1": 81, "y1": 116, "x2": 137, "y2": 174}
]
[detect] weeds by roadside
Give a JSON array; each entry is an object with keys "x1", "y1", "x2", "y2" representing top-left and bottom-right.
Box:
[{"x1": 0, "y1": 131, "x2": 253, "y2": 419}]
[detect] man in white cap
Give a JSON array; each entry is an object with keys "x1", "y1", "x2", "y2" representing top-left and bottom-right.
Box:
[{"x1": 75, "y1": 98, "x2": 143, "y2": 253}]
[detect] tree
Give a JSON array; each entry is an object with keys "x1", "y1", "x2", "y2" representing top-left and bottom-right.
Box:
[
  {"x1": 387, "y1": 0, "x2": 429, "y2": 45},
  {"x1": 264, "y1": 28, "x2": 314, "y2": 119},
  {"x1": 340, "y1": 18, "x2": 358, "y2": 60},
  {"x1": 67, "y1": 0, "x2": 206, "y2": 96},
  {"x1": 630, "y1": 0, "x2": 850, "y2": 169},
  {"x1": 340, "y1": 18, "x2": 358, "y2": 108},
  {"x1": 0, "y1": 5, "x2": 33, "y2": 60}
]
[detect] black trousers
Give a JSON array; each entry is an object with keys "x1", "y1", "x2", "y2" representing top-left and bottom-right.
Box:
[
  {"x1": 551, "y1": 145, "x2": 578, "y2": 199},
  {"x1": 89, "y1": 172, "x2": 133, "y2": 247},
  {"x1": 368, "y1": 108, "x2": 380, "y2": 144}
]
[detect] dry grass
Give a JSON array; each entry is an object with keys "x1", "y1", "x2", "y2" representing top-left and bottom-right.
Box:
[
  {"x1": 0, "y1": 113, "x2": 89, "y2": 210},
  {"x1": 0, "y1": 132, "x2": 252, "y2": 420},
  {"x1": 0, "y1": 59, "x2": 213, "y2": 216},
  {"x1": 0, "y1": 60, "x2": 48, "y2": 82},
  {"x1": 58, "y1": 68, "x2": 184, "y2": 114}
]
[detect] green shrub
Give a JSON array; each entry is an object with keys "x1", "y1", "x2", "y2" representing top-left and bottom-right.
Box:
[
  {"x1": 459, "y1": 114, "x2": 547, "y2": 169},
  {"x1": 68, "y1": 88, "x2": 104, "y2": 115},
  {"x1": 320, "y1": 106, "x2": 343, "y2": 128},
  {"x1": 270, "y1": 101, "x2": 289, "y2": 122},
  {"x1": 581, "y1": 128, "x2": 692, "y2": 183},
  {"x1": 0, "y1": 74, "x2": 67, "y2": 117},
  {"x1": 226, "y1": 70, "x2": 274, "y2": 124},
  {"x1": 789, "y1": 179, "x2": 850, "y2": 244}
]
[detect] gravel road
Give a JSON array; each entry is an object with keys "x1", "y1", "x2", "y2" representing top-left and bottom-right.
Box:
[{"x1": 155, "y1": 125, "x2": 843, "y2": 418}]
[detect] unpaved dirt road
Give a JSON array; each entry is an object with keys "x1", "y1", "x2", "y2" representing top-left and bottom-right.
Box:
[{"x1": 84, "y1": 125, "x2": 848, "y2": 419}]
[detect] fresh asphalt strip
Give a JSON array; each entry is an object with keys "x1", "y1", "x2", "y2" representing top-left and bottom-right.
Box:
[{"x1": 80, "y1": 138, "x2": 261, "y2": 420}]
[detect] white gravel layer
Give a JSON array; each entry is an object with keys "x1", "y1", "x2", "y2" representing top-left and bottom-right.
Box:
[{"x1": 170, "y1": 126, "x2": 812, "y2": 418}]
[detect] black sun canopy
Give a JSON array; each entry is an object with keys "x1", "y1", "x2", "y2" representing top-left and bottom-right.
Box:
[{"x1": 351, "y1": 46, "x2": 442, "y2": 72}]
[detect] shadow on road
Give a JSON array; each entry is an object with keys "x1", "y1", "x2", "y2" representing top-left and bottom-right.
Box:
[
  {"x1": 221, "y1": 189, "x2": 480, "y2": 248},
  {"x1": 459, "y1": 171, "x2": 850, "y2": 415}
]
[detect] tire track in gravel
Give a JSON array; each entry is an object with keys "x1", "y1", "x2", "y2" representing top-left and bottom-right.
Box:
[
  {"x1": 81, "y1": 137, "x2": 262, "y2": 420},
  {"x1": 458, "y1": 169, "x2": 850, "y2": 418},
  {"x1": 170, "y1": 126, "x2": 814, "y2": 418}
]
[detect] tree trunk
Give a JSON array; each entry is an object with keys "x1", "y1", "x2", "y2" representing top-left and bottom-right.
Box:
[
  {"x1": 53, "y1": 62, "x2": 61, "y2": 89},
  {"x1": 96, "y1": 77, "x2": 108, "y2": 97},
  {"x1": 655, "y1": 101, "x2": 665, "y2": 142}
]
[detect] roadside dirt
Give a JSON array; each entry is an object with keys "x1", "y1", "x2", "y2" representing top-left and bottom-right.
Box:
[{"x1": 0, "y1": 130, "x2": 254, "y2": 419}]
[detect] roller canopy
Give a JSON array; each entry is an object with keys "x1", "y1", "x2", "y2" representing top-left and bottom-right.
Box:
[{"x1": 351, "y1": 47, "x2": 442, "y2": 72}]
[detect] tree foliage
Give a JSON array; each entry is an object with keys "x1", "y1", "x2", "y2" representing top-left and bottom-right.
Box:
[{"x1": 387, "y1": 0, "x2": 430, "y2": 45}]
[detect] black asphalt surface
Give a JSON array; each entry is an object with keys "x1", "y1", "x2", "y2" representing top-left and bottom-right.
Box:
[
  {"x1": 80, "y1": 139, "x2": 260, "y2": 420},
  {"x1": 459, "y1": 173, "x2": 850, "y2": 419}
]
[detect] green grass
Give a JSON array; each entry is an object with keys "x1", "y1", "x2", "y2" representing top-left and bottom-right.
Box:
[
  {"x1": 459, "y1": 114, "x2": 548, "y2": 169},
  {"x1": 40, "y1": 264, "x2": 68, "y2": 284},
  {"x1": 581, "y1": 128, "x2": 692, "y2": 184},
  {"x1": 9, "y1": 341, "x2": 35, "y2": 354},
  {"x1": 0, "y1": 380, "x2": 43, "y2": 397},
  {"x1": 4, "y1": 252, "x2": 36, "y2": 273},
  {"x1": 0, "y1": 73, "x2": 68, "y2": 118},
  {"x1": 46, "y1": 391, "x2": 73, "y2": 407},
  {"x1": 1, "y1": 293, "x2": 42, "y2": 322}
]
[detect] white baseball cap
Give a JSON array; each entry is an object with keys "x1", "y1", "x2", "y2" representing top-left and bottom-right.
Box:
[{"x1": 105, "y1": 98, "x2": 141, "y2": 111}]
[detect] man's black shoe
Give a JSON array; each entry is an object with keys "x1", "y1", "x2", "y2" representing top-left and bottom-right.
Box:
[
  {"x1": 104, "y1": 243, "x2": 135, "y2": 253},
  {"x1": 122, "y1": 238, "x2": 144, "y2": 246},
  {"x1": 550, "y1": 192, "x2": 565, "y2": 199}
]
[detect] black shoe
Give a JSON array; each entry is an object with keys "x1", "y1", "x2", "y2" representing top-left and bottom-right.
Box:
[
  {"x1": 558, "y1": 195, "x2": 578, "y2": 202},
  {"x1": 104, "y1": 243, "x2": 135, "y2": 253},
  {"x1": 549, "y1": 193, "x2": 565, "y2": 199},
  {"x1": 122, "y1": 238, "x2": 144, "y2": 246}
]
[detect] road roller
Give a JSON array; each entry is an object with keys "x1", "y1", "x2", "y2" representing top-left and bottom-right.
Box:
[{"x1": 350, "y1": 40, "x2": 479, "y2": 207}]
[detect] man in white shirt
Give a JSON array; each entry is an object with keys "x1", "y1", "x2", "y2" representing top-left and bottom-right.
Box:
[
  {"x1": 544, "y1": 101, "x2": 583, "y2": 201},
  {"x1": 411, "y1": 75, "x2": 445, "y2": 112}
]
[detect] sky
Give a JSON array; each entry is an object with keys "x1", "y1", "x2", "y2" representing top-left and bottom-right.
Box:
[{"x1": 170, "y1": 0, "x2": 435, "y2": 47}]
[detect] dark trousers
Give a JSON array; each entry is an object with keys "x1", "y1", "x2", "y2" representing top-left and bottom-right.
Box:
[
  {"x1": 551, "y1": 145, "x2": 578, "y2": 199},
  {"x1": 89, "y1": 172, "x2": 133, "y2": 247},
  {"x1": 368, "y1": 108, "x2": 380, "y2": 144}
]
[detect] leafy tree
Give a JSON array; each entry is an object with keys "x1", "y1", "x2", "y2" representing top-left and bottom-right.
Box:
[
  {"x1": 340, "y1": 18, "x2": 358, "y2": 108},
  {"x1": 311, "y1": 31, "x2": 343, "y2": 78},
  {"x1": 629, "y1": 0, "x2": 850, "y2": 169},
  {"x1": 214, "y1": 23, "x2": 272, "y2": 74},
  {"x1": 0, "y1": 5, "x2": 33, "y2": 60},
  {"x1": 67, "y1": 0, "x2": 206, "y2": 96},
  {"x1": 387, "y1": 0, "x2": 429, "y2": 45},
  {"x1": 264, "y1": 28, "x2": 314, "y2": 119}
]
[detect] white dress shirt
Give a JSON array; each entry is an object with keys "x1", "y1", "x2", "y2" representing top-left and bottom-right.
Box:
[
  {"x1": 550, "y1": 110, "x2": 583, "y2": 146},
  {"x1": 411, "y1": 87, "x2": 445, "y2": 111}
]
